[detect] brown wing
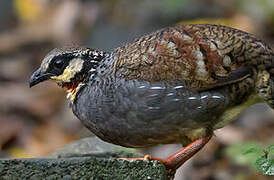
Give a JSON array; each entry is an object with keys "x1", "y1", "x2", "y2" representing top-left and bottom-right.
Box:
[{"x1": 113, "y1": 24, "x2": 271, "y2": 91}]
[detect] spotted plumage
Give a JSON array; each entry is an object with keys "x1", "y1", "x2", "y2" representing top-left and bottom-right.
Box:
[
  {"x1": 30, "y1": 24, "x2": 273, "y2": 175},
  {"x1": 114, "y1": 24, "x2": 273, "y2": 90}
]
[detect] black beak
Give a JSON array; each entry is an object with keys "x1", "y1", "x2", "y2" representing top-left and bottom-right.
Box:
[{"x1": 29, "y1": 68, "x2": 52, "y2": 88}]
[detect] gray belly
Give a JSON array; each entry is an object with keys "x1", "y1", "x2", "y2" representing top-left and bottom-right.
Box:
[{"x1": 72, "y1": 78, "x2": 233, "y2": 147}]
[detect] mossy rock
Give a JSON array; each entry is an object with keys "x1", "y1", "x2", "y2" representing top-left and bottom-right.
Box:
[
  {"x1": 0, "y1": 137, "x2": 168, "y2": 179},
  {"x1": 0, "y1": 157, "x2": 168, "y2": 180}
]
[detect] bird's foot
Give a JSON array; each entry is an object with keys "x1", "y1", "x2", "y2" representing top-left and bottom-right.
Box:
[
  {"x1": 119, "y1": 155, "x2": 176, "y2": 179},
  {"x1": 119, "y1": 136, "x2": 212, "y2": 178},
  {"x1": 119, "y1": 154, "x2": 151, "y2": 161}
]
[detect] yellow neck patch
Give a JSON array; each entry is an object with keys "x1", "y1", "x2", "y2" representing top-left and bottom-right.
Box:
[
  {"x1": 50, "y1": 58, "x2": 84, "y2": 82},
  {"x1": 50, "y1": 58, "x2": 85, "y2": 102}
]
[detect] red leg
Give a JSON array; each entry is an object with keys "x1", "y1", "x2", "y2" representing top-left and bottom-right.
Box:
[
  {"x1": 154, "y1": 136, "x2": 212, "y2": 170},
  {"x1": 120, "y1": 136, "x2": 212, "y2": 173}
]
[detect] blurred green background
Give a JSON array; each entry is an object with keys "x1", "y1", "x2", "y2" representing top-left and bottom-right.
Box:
[{"x1": 0, "y1": 0, "x2": 273, "y2": 179}]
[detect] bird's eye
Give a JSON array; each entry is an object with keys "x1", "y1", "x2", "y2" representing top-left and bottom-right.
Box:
[{"x1": 53, "y1": 59, "x2": 64, "y2": 69}]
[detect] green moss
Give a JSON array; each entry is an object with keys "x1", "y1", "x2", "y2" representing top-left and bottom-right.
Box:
[{"x1": 0, "y1": 157, "x2": 168, "y2": 180}]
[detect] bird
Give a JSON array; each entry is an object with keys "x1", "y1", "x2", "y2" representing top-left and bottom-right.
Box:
[{"x1": 29, "y1": 24, "x2": 274, "y2": 176}]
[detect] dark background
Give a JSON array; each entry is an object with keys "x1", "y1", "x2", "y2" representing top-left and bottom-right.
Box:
[{"x1": 0, "y1": 0, "x2": 273, "y2": 179}]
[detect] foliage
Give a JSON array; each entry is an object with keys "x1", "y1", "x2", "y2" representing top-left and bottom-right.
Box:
[
  {"x1": 226, "y1": 142, "x2": 274, "y2": 175},
  {"x1": 249, "y1": 145, "x2": 274, "y2": 175}
]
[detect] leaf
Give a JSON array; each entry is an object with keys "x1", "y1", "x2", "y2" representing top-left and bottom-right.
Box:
[
  {"x1": 226, "y1": 142, "x2": 274, "y2": 175},
  {"x1": 243, "y1": 147, "x2": 262, "y2": 155},
  {"x1": 226, "y1": 142, "x2": 263, "y2": 165},
  {"x1": 267, "y1": 145, "x2": 274, "y2": 154},
  {"x1": 264, "y1": 159, "x2": 274, "y2": 176},
  {"x1": 255, "y1": 157, "x2": 274, "y2": 175}
]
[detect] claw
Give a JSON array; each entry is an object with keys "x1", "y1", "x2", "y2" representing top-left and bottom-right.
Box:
[{"x1": 118, "y1": 136, "x2": 212, "y2": 178}]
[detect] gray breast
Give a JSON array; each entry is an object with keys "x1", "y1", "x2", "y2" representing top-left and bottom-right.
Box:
[{"x1": 72, "y1": 77, "x2": 232, "y2": 147}]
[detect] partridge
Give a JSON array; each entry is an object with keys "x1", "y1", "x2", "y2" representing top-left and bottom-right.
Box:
[{"x1": 30, "y1": 24, "x2": 274, "y2": 176}]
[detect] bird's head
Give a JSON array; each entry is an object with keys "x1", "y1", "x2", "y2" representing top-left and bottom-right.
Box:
[{"x1": 29, "y1": 47, "x2": 104, "y2": 101}]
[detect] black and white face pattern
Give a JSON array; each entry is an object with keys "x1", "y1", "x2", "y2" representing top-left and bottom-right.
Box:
[{"x1": 36, "y1": 47, "x2": 104, "y2": 86}]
